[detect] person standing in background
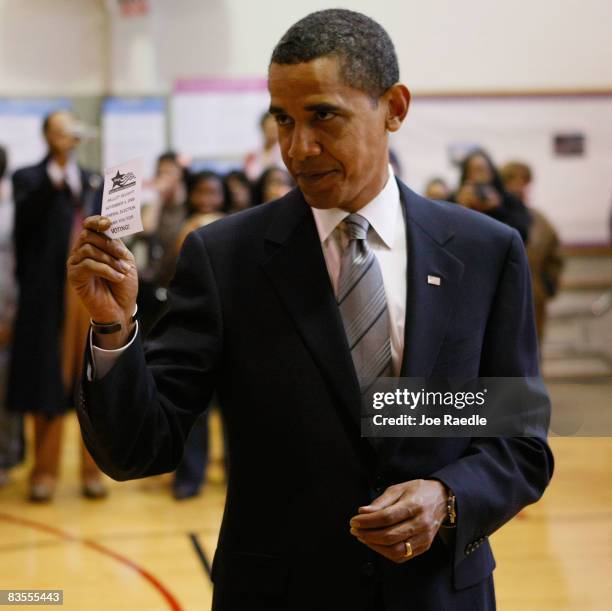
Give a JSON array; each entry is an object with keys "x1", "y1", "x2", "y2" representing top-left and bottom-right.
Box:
[
  {"x1": 224, "y1": 170, "x2": 253, "y2": 214},
  {"x1": 136, "y1": 151, "x2": 188, "y2": 336},
  {"x1": 252, "y1": 166, "x2": 294, "y2": 205},
  {"x1": 174, "y1": 171, "x2": 227, "y2": 254},
  {"x1": 140, "y1": 151, "x2": 188, "y2": 250},
  {"x1": 243, "y1": 112, "x2": 283, "y2": 181},
  {"x1": 6, "y1": 111, "x2": 105, "y2": 501},
  {"x1": 172, "y1": 170, "x2": 228, "y2": 500},
  {"x1": 501, "y1": 161, "x2": 564, "y2": 343},
  {"x1": 0, "y1": 145, "x2": 23, "y2": 487},
  {"x1": 423, "y1": 177, "x2": 451, "y2": 201},
  {"x1": 454, "y1": 148, "x2": 531, "y2": 242}
]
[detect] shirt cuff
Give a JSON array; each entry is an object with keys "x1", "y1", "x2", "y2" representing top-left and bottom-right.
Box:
[{"x1": 86, "y1": 321, "x2": 139, "y2": 381}]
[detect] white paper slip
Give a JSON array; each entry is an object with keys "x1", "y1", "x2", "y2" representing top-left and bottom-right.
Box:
[{"x1": 101, "y1": 158, "x2": 144, "y2": 239}]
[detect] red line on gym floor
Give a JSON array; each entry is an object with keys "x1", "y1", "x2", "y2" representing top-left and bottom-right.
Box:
[{"x1": 0, "y1": 511, "x2": 183, "y2": 611}]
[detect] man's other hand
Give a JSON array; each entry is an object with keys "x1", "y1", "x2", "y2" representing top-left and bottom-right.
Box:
[{"x1": 349, "y1": 479, "x2": 448, "y2": 563}]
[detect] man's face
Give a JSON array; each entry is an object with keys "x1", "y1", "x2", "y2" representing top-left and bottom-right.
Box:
[
  {"x1": 45, "y1": 112, "x2": 79, "y2": 158},
  {"x1": 268, "y1": 56, "x2": 390, "y2": 212}
]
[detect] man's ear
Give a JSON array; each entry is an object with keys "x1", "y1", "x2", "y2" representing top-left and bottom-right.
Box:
[{"x1": 385, "y1": 84, "x2": 411, "y2": 133}]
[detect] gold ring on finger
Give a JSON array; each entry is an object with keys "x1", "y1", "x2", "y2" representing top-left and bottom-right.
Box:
[{"x1": 404, "y1": 540, "x2": 413, "y2": 558}]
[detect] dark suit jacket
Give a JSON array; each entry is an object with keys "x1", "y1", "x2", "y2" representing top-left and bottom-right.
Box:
[
  {"x1": 8, "y1": 157, "x2": 101, "y2": 414},
  {"x1": 78, "y1": 180, "x2": 553, "y2": 611}
]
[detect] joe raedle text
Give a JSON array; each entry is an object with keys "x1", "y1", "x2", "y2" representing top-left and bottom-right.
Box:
[{"x1": 361, "y1": 384, "x2": 494, "y2": 438}]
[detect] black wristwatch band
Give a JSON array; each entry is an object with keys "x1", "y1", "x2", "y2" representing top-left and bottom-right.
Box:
[{"x1": 91, "y1": 304, "x2": 138, "y2": 335}]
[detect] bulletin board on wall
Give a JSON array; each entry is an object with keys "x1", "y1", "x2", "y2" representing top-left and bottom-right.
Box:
[
  {"x1": 392, "y1": 91, "x2": 612, "y2": 245},
  {"x1": 170, "y1": 78, "x2": 270, "y2": 170},
  {"x1": 101, "y1": 97, "x2": 167, "y2": 179}
]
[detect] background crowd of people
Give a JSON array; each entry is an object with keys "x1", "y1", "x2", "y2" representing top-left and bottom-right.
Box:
[
  {"x1": 423, "y1": 150, "x2": 564, "y2": 344},
  {"x1": 0, "y1": 106, "x2": 563, "y2": 502}
]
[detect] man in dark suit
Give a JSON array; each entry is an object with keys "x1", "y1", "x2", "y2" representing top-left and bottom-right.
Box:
[
  {"x1": 8, "y1": 110, "x2": 106, "y2": 501},
  {"x1": 68, "y1": 9, "x2": 553, "y2": 610}
]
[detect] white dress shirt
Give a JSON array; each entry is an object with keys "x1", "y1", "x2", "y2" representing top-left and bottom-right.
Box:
[
  {"x1": 91, "y1": 166, "x2": 407, "y2": 378},
  {"x1": 47, "y1": 156, "x2": 82, "y2": 197}
]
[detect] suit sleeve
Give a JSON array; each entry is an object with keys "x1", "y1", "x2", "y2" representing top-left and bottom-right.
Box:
[
  {"x1": 430, "y1": 229, "x2": 554, "y2": 567},
  {"x1": 76, "y1": 230, "x2": 222, "y2": 481}
]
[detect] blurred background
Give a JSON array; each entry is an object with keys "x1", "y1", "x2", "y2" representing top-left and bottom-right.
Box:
[{"x1": 0, "y1": 1, "x2": 611, "y2": 610}]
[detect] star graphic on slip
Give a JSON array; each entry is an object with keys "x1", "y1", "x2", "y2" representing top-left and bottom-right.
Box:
[{"x1": 111, "y1": 171, "x2": 125, "y2": 188}]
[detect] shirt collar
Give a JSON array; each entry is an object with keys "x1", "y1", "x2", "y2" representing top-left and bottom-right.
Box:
[
  {"x1": 47, "y1": 155, "x2": 82, "y2": 196},
  {"x1": 311, "y1": 164, "x2": 400, "y2": 248}
]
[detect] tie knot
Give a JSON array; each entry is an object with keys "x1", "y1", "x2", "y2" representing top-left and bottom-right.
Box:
[{"x1": 344, "y1": 214, "x2": 369, "y2": 241}]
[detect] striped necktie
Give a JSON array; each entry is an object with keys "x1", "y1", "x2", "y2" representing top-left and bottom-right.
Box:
[{"x1": 337, "y1": 214, "x2": 392, "y2": 393}]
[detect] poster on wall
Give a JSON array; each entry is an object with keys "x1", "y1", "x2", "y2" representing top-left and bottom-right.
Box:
[
  {"x1": 171, "y1": 78, "x2": 270, "y2": 163},
  {"x1": 102, "y1": 97, "x2": 166, "y2": 180},
  {"x1": 553, "y1": 133, "x2": 586, "y2": 157},
  {"x1": 0, "y1": 99, "x2": 71, "y2": 172}
]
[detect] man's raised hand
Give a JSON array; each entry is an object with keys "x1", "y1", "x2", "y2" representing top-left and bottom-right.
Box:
[{"x1": 67, "y1": 215, "x2": 138, "y2": 348}]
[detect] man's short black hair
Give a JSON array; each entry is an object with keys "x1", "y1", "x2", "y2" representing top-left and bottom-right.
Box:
[{"x1": 270, "y1": 9, "x2": 399, "y2": 99}]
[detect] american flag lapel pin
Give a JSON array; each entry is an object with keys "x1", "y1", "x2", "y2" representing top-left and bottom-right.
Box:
[{"x1": 427, "y1": 275, "x2": 441, "y2": 286}]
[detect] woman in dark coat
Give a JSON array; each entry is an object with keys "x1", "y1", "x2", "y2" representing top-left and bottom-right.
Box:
[
  {"x1": 453, "y1": 148, "x2": 531, "y2": 242},
  {"x1": 7, "y1": 111, "x2": 105, "y2": 501}
]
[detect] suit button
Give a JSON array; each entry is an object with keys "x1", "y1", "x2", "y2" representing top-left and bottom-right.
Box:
[{"x1": 361, "y1": 562, "x2": 376, "y2": 577}]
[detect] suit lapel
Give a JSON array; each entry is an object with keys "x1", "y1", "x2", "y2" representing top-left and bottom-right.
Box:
[
  {"x1": 261, "y1": 191, "x2": 364, "y2": 438},
  {"x1": 398, "y1": 183, "x2": 465, "y2": 377}
]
